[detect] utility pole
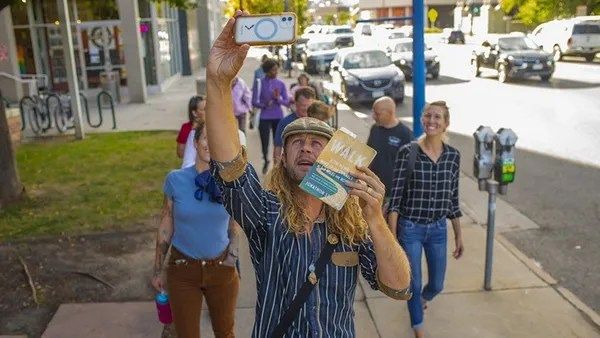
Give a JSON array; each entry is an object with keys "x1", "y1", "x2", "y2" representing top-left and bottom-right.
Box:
[
  {"x1": 284, "y1": 0, "x2": 293, "y2": 78},
  {"x1": 412, "y1": 0, "x2": 425, "y2": 138},
  {"x1": 56, "y1": 0, "x2": 85, "y2": 139}
]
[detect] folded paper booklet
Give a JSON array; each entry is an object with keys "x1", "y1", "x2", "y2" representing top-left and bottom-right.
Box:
[{"x1": 299, "y1": 127, "x2": 377, "y2": 210}]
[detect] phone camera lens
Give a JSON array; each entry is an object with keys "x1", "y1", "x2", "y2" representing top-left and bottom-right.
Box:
[{"x1": 282, "y1": 17, "x2": 287, "y2": 21}]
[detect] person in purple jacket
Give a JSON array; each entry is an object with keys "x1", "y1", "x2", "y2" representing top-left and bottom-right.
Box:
[
  {"x1": 231, "y1": 76, "x2": 252, "y2": 133},
  {"x1": 252, "y1": 58, "x2": 290, "y2": 174}
]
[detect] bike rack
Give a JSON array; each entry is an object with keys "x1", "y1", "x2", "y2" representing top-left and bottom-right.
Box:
[
  {"x1": 17, "y1": 90, "x2": 118, "y2": 134},
  {"x1": 96, "y1": 91, "x2": 117, "y2": 130}
]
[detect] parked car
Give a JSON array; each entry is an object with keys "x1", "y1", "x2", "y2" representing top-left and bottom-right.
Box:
[
  {"x1": 302, "y1": 37, "x2": 339, "y2": 74},
  {"x1": 389, "y1": 39, "x2": 440, "y2": 79},
  {"x1": 471, "y1": 34, "x2": 554, "y2": 83},
  {"x1": 531, "y1": 17, "x2": 600, "y2": 61},
  {"x1": 293, "y1": 37, "x2": 309, "y2": 61},
  {"x1": 443, "y1": 29, "x2": 465, "y2": 44},
  {"x1": 329, "y1": 48, "x2": 405, "y2": 104},
  {"x1": 326, "y1": 25, "x2": 355, "y2": 47},
  {"x1": 381, "y1": 28, "x2": 410, "y2": 53}
]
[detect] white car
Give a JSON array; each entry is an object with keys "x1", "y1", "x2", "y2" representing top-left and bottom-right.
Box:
[
  {"x1": 325, "y1": 25, "x2": 354, "y2": 47},
  {"x1": 531, "y1": 17, "x2": 600, "y2": 62}
]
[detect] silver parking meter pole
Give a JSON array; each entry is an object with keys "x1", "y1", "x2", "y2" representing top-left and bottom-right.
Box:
[
  {"x1": 484, "y1": 179, "x2": 499, "y2": 291},
  {"x1": 474, "y1": 126, "x2": 518, "y2": 290},
  {"x1": 473, "y1": 126, "x2": 498, "y2": 290}
]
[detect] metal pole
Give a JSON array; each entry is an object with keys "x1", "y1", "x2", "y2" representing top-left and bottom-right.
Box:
[
  {"x1": 484, "y1": 179, "x2": 499, "y2": 290},
  {"x1": 412, "y1": 0, "x2": 425, "y2": 138},
  {"x1": 284, "y1": 0, "x2": 292, "y2": 78},
  {"x1": 56, "y1": 0, "x2": 85, "y2": 139}
]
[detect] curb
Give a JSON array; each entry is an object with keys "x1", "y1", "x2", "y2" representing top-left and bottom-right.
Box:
[{"x1": 555, "y1": 286, "x2": 600, "y2": 330}]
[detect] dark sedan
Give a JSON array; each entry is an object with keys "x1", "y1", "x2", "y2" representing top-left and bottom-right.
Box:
[
  {"x1": 471, "y1": 34, "x2": 555, "y2": 83},
  {"x1": 448, "y1": 30, "x2": 465, "y2": 44},
  {"x1": 329, "y1": 48, "x2": 405, "y2": 104},
  {"x1": 302, "y1": 39, "x2": 339, "y2": 74},
  {"x1": 389, "y1": 39, "x2": 440, "y2": 79}
]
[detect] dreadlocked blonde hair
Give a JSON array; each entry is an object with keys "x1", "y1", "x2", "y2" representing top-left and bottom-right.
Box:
[{"x1": 265, "y1": 161, "x2": 369, "y2": 245}]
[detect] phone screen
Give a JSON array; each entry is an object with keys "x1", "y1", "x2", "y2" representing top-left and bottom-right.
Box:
[{"x1": 235, "y1": 13, "x2": 297, "y2": 46}]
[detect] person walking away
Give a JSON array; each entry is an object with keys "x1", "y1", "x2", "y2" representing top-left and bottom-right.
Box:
[
  {"x1": 231, "y1": 76, "x2": 252, "y2": 133},
  {"x1": 387, "y1": 101, "x2": 465, "y2": 338},
  {"x1": 152, "y1": 121, "x2": 241, "y2": 338},
  {"x1": 252, "y1": 58, "x2": 289, "y2": 174},
  {"x1": 249, "y1": 54, "x2": 269, "y2": 130},
  {"x1": 367, "y1": 96, "x2": 412, "y2": 210}
]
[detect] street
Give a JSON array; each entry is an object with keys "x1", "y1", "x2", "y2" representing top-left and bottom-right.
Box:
[{"x1": 338, "y1": 39, "x2": 600, "y2": 312}]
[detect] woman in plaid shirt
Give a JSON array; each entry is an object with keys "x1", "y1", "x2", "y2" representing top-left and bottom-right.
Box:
[{"x1": 387, "y1": 101, "x2": 465, "y2": 338}]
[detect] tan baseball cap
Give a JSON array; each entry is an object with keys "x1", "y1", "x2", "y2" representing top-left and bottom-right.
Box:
[{"x1": 282, "y1": 117, "x2": 334, "y2": 144}]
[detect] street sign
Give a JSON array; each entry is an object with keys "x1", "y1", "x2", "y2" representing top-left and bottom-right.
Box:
[{"x1": 428, "y1": 8, "x2": 438, "y2": 27}]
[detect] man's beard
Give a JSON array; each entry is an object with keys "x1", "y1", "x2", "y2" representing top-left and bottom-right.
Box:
[{"x1": 284, "y1": 164, "x2": 304, "y2": 184}]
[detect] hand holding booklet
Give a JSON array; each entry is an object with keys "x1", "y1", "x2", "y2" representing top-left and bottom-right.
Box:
[{"x1": 299, "y1": 127, "x2": 377, "y2": 210}]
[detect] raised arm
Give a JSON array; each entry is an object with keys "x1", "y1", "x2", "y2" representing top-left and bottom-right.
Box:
[{"x1": 205, "y1": 11, "x2": 250, "y2": 162}]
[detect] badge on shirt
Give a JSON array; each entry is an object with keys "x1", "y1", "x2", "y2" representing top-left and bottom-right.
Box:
[
  {"x1": 388, "y1": 136, "x2": 401, "y2": 147},
  {"x1": 331, "y1": 252, "x2": 359, "y2": 267}
]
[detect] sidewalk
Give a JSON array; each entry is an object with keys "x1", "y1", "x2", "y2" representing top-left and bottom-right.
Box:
[{"x1": 12, "y1": 50, "x2": 600, "y2": 337}]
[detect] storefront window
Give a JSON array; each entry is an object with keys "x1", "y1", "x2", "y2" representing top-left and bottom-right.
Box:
[
  {"x1": 10, "y1": 0, "x2": 181, "y2": 93},
  {"x1": 10, "y1": 2, "x2": 29, "y2": 25}
]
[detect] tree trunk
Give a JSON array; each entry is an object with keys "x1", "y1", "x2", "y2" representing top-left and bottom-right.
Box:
[{"x1": 0, "y1": 90, "x2": 24, "y2": 208}]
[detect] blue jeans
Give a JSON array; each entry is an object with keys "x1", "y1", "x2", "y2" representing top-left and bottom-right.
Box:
[{"x1": 397, "y1": 217, "x2": 447, "y2": 329}]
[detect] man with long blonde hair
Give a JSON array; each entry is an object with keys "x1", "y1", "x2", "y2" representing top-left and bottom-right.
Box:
[{"x1": 204, "y1": 10, "x2": 412, "y2": 337}]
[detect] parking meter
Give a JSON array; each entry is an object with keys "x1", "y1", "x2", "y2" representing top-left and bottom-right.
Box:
[
  {"x1": 493, "y1": 128, "x2": 518, "y2": 195},
  {"x1": 473, "y1": 126, "x2": 496, "y2": 191}
]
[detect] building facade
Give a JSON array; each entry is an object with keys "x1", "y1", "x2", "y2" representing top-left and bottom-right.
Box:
[
  {"x1": 1, "y1": 0, "x2": 225, "y2": 103},
  {"x1": 358, "y1": 0, "x2": 457, "y2": 28}
]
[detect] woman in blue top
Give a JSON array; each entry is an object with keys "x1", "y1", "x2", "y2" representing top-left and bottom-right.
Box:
[{"x1": 151, "y1": 120, "x2": 240, "y2": 338}]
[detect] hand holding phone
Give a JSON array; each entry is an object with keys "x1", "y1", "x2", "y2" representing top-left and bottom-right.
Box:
[{"x1": 235, "y1": 13, "x2": 297, "y2": 46}]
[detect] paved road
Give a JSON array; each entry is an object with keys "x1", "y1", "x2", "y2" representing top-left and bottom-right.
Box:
[
  {"x1": 402, "y1": 40, "x2": 600, "y2": 167},
  {"x1": 340, "y1": 42, "x2": 600, "y2": 312}
]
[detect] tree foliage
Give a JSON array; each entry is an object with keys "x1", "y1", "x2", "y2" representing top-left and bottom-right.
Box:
[
  {"x1": 323, "y1": 11, "x2": 356, "y2": 25},
  {"x1": 502, "y1": 0, "x2": 600, "y2": 27},
  {"x1": 149, "y1": 0, "x2": 198, "y2": 10},
  {"x1": 224, "y1": 0, "x2": 310, "y2": 33}
]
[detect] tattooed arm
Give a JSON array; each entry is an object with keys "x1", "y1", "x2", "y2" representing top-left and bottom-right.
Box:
[{"x1": 151, "y1": 195, "x2": 174, "y2": 292}]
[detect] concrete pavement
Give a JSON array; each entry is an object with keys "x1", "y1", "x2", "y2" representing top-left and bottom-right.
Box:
[{"x1": 16, "y1": 50, "x2": 600, "y2": 337}]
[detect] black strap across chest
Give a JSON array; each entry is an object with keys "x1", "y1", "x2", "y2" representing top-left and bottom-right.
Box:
[{"x1": 270, "y1": 234, "x2": 338, "y2": 338}]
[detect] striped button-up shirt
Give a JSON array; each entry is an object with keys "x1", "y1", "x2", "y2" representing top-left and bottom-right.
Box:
[{"x1": 212, "y1": 163, "x2": 380, "y2": 337}]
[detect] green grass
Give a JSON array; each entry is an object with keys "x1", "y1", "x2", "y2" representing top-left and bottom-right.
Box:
[{"x1": 0, "y1": 131, "x2": 180, "y2": 241}]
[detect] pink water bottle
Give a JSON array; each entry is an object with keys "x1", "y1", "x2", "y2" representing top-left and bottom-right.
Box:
[{"x1": 155, "y1": 292, "x2": 173, "y2": 324}]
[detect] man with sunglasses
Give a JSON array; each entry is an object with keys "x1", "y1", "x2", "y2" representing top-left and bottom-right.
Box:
[{"x1": 204, "y1": 11, "x2": 412, "y2": 337}]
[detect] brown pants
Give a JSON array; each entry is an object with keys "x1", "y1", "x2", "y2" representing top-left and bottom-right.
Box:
[{"x1": 167, "y1": 248, "x2": 239, "y2": 338}]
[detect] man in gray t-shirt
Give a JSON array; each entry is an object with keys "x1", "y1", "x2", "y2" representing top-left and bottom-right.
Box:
[{"x1": 367, "y1": 97, "x2": 413, "y2": 199}]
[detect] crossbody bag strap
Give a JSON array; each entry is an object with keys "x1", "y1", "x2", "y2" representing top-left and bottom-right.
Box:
[
  {"x1": 402, "y1": 141, "x2": 419, "y2": 198},
  {"x1": 270, "y1": 235, "x2": 338, "y2": 338}
]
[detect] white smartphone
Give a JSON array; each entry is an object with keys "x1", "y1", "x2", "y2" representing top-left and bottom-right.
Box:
[{"x1": 235, "y1": 13, "x2": 297, "y2": 46}]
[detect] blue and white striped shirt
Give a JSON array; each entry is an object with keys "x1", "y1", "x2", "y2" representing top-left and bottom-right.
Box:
[{"x1": 212, "y1": 163, "x2": 380, "y2": 337}]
